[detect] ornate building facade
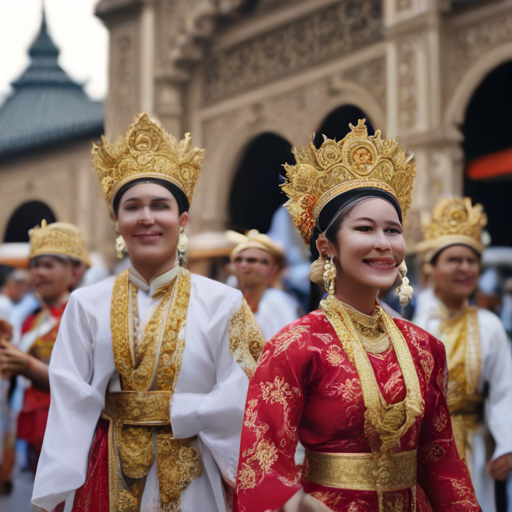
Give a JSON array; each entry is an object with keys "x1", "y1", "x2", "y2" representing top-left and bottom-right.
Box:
[
  {"x1": 0, "y1": 13, "x2": 112, "y2": 260},
  {"x1": 95, "y1": 0, "x2": 512, "y2": 247}
]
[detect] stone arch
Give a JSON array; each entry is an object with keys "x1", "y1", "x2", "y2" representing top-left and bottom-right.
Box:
[
  {"x1": 198, "y1": 111, "x2": 298, "y2": 230},
  {"x1": 3, "y1": 201, "x2": 57, "y2": 242},
  {"x1": 313, "y1": 104, "x2": 374, "y2": 148},
  {"x1": 302, "y1": 83, "x2": 385, "y2": 145},
  {"x1": 228, "y1": 132, "x2": 294, "y2": 233},
  {"x1": 461, "y1": 60, "x2": 512, "y2": 247},
  {"x1": 445, "y1": 42, "x2": 512, "y2": 129},
  {"x1": 0, "y1": 191, "x2": 67, "y2": 242}
]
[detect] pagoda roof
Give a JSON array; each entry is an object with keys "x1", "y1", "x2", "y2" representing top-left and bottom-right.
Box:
[{"x1": 0, "y1": 10, "x2": 104, "y2": 159}]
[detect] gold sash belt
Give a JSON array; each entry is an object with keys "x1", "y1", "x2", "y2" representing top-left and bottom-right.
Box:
[
  {"x1": 104, "y1": 391, "x2": 171, "y2": 426},
  {"x1": 304, "y1": 450, "x2": 417, "y2": 491}
]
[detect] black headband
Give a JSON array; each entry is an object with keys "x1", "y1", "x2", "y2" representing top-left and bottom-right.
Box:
[
  {"x1": 112, "y1": 178, "x2": 189, "y2": 218},
  {"x1": 310, "y1": 188, "x2": 403, "y2": 258}
]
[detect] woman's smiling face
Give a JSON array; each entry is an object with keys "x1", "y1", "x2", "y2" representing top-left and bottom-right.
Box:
[
  {"x1": 319, "y1": 197, "x2": 405, "y2": 294},
  {"x1": 116, "y1": 182, "x2": 188, "y2": 268}
]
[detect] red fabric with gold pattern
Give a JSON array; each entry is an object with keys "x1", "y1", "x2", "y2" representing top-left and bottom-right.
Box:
[
  {"x1": 72, "y1": 418, "x2": 110, "y2": 512},
  {"x1": 235, "y1": 311, "x2": 480, "y2": 512},
  {"x1": 18, "y1": 304, "x2": 66, "y2": 448}
]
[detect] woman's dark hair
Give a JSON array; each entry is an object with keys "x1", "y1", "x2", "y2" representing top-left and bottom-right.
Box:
[
  {"x1": 309, "y1": 188, "x2": 402, "y2": 259},
  {"x1": 112, "y1": 178, "x2": 189, "y2": 218}
]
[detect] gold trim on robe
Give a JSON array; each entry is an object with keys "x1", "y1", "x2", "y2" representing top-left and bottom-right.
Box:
[
  {"x1": 108, "y1": 268, "x2": 201, "y2": 512},
  {"x1": 228, "y1": 298, "x2": 265, "y2": 379},
  {"x1": 440, "y1": 305, "x2": 483, "y2": 458}
]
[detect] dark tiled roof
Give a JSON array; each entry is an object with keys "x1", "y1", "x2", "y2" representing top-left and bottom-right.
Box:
[{"x1": 0, "y1": 11, "x2": 104, "y2": 159}]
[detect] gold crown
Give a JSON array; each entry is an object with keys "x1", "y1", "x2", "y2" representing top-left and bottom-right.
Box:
[
  {"x1": 416, "y1": 196, "x2": 487, "y2": 259},
  {"x1": 29, "y1": 220, "x2": 90, "y2": 266},
  {"x1": 92, "y1": 113, "x2": 204, "y2": 212},
  {"x1": 281, "y1": 119, "x2": 416, "y2": 244}
]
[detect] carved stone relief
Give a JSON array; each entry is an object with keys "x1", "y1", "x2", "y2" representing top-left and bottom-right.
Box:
[
  {"x1": 447, "y1": 11, "x2": 512, "y2": 98},
  {"x1": 397, "y1": 0, "x2": 413, "y2": 11},
  {"x1": 202, "y1": 0, "x2": 382, "y2": 104},
  {"x1": 397, "y1": 38, "x2": 418, "y2": 132},
  {"x1": 107, "y1": 29, "x2": 138, "y2": 137},
  {"x1": 343, "y1": 57, "x2": 386, "y2": 111}
]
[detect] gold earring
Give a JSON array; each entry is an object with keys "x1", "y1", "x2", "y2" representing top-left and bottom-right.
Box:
[
  {"x1": 396, "y1": 261, "x2": 413, "y2": 306},
  {"x1": 323, "y1": 257, "x2": 337, "y2": 296},
  {"x1": 177, "y1": 227, "x2": 188, "y2": 265},
  {"x1": 115, "y1": 235, "x2": 127, "y2": 259}
]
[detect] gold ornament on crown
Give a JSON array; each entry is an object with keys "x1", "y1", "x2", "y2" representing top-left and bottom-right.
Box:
[
  {"x1": 416, "y1": 196, "x2": 487, "y2": 259},
  {"x1": 92, "y1": 113, "x2": 204, "y2": 214},
  {"x1": 281, "y1": 119, "x2": 416, "y2": 244},
  {"x1": 29, "y1": 220, "x2": 90, "y2": 266}
]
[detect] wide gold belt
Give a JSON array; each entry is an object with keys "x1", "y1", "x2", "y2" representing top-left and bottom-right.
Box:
[
  {"x1": 304, "y1": 449, "x2": 417, "y2": 491},
  {"x1": 103, "y1": 390, "x2": 171, "y2": 426}
]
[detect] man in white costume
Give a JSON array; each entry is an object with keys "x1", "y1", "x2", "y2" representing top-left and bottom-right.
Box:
[
  {"x1": 414, "y1": 196, "x2": 512, "y2": 512},
  {"x1": 228, "y1": 229, "x2": 300, "y2": 341},
  {"x1": 31, "y1": 113, "x2": 264, "y2": 512}
]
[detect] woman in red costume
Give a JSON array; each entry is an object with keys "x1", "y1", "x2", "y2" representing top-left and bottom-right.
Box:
[{"x1": 235, "y1": 120, "x2": 480, "y2": 512}]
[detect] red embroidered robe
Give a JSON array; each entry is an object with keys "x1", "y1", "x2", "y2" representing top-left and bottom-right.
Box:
[{"x1": 235, "y1": 310, "x2": 480, "y2": 512}]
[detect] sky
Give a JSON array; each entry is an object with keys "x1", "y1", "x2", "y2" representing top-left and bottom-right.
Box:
[{"x1": 0, "y1": 0, "x2": 108, "y2": 103}]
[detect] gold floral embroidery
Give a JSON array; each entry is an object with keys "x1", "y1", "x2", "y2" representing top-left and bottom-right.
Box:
[
  {"x1": 229, "y1": 299, "x2": 265, "y2": 378},
  {"x1": 252, "y1": 438, "x2": 279, "y2": 472},
  {"x1": 325, "y1": 344, "x2": 347, "y2": 367},
  {"x1": 260, "y1": 377, "x2": 301, "y2": 440},
  {"x1": 238, "y1": 374, "x2": 302, "y2": 491},
  {"x1": 271, "y1": 325, "x2": 310, "y2": 357},
  {"x1": 420, "y1": 439, "x2": 451, "y2": 464},
  {"x1": 433, "y1": 409, "x2": 448, "y2": 433}
]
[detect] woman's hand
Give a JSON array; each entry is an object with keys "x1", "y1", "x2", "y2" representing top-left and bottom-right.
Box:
[
  {"x1": 0, "y1": 339, "x2": 28, "y2": 376},
  {"x1": 488, "y1": 453, "x2": 512, "y2": 481},
  {"x1": 299, "y1": 494, "x2": 332, "y2": 512},
  {"x1": 0, "y1": 319, "x2": 13, "y2": 341},
  {"x1": 0, "y1": 340, "x2": 50, "y2": 391},
  {"x1": 283, "y1": 490, "x2": 332, "y2": 512}
]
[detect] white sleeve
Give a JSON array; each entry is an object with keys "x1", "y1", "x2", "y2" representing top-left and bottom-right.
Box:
[
  {"x1": 31, "y1": 294, "x2": 107, "y2": 511},
  {"x1": 481, "y1": 313, "x2": 512, "y2": 460},
  {"x1": 172, "y1": 295, "x2": 263, "y2": 483}
]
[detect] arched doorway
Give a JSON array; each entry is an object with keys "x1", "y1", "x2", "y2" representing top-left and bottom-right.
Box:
[
  {"x1": 314, "y1": 105, "x2": 373, "y2": 148},
  {"x1": 4, "y1": 201, "x2": 56, "y2": 242},
  {"x1": 228, "y1": 133, "x2": 294, "y2": 233},
  {"x1": 462, "y1": 61, "x2": 512, "y2": 246}
]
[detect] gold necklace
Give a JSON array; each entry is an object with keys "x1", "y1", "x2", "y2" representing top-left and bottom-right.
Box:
[{"x1": 343, "y1": 303, "x2": 390, "y2": 354}]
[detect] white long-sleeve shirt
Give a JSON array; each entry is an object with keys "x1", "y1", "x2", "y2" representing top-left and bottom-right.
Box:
[
  {"x1": 32, "y1": 269, "x2": 254, "y2": 512},
  {"x1": 414, "y1": 295, "x2": 512, "y2": 512}
]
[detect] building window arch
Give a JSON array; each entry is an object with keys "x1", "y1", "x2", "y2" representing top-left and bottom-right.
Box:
[
  {"x1": 3, "y1": 201, "x2": 56, "y2": 242},
  {"x1": 228, "y1": 132, "x2": 294, "y2": 233}
]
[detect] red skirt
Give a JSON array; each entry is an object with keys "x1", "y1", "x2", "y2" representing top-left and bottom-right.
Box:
[{"x1": 72, "y1": 418, "x2": 110, "y2": 512}]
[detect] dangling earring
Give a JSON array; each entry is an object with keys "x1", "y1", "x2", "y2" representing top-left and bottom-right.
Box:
[
  {"x1": 323, "y1": 256, "x2": 337, "y2": 296},
  {"x1": 177, "y1": 227, "x2": 188, "y2": 266},
  {"x1": 396, "y1": 261, "x2": 414, "y2": 306},
  {"x1": 115, "y1": 235, "x2": 127, "y2": 259}
]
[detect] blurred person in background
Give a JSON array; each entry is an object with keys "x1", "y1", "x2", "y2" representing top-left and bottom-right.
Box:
[
  {"x1": 0, "y1": 268, "x2": 30, "y2": 494},
  {"x1": 414, "y1": 197, "x2": 512, "y2": 512},
  {"x1": 0, "y1": 220, "x2": 89, "y2": 486},
  {"x1": 31, "y1": 114, "x2": 264, "y2": 512},
  {"x1": 228, "y1": 229, "x2": 301, "y2": 340}
]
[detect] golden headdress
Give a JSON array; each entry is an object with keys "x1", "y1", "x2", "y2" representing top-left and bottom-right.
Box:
[
  {"x1": 92, "y1": 113, "x2": 204, "y2": 214},
  {"x1": 282, "y1": 119, "x2": 416, "y2": 244},
  {"x1": 29, "y1": 220, "x2": 90, "y2": 266},
  {"x1": 416, "y1": 196, "x2": 487, "y2": 261},
  {"x1": 227, "y1": 230, "x2": 285, "y2": 262}
]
